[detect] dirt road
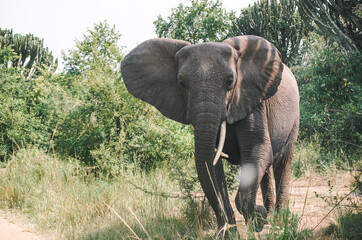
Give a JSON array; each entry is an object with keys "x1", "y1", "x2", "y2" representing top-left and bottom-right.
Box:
[{"x1": 0, "y1": 216, "x2": 41, "y2": 240}]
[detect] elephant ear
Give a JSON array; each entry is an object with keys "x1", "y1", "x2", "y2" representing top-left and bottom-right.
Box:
[
  {"x1": 121, "y1": 38, "x2": 190, "y2": 124},
  {"x1": 223, "y1": 36, "x2": 284, "y2": 124}
]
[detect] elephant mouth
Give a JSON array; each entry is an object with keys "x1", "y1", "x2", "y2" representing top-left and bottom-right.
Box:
[{"x1": 213, "y1": 121, "x2": 227, "y2": 166}]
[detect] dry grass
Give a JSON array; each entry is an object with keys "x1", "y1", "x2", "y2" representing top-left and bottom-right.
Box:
[{"x1": 0, "y1": 148, "x2": 207, "y2": 239}]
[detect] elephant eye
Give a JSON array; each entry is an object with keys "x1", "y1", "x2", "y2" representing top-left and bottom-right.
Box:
[
  {"x1": 226, "y1": 77, "x2": 234, "y2": 87},
  {"x1": 179, "y1": 80, "x2": 186, "y2": 89}
]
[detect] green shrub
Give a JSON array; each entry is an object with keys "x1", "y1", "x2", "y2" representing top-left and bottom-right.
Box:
[
  {"x1": 338, "y1": 212, "x2": 362, "y2": 239},
  {"x1": 295, "y1": 39, "x2": 361, "y2": 165},
  {"x1": 255, "y1": 207, "x2": 312, "y2": 240},
  {"x1": 0, "y1": 69, "x2": 70, "y2": 160}
]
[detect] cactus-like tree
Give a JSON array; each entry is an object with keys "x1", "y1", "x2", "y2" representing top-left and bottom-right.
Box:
[
  {"x1": 0, "y1": 28, "x2": 57, "y2": 77},
  {"x1": 231, "y1": 0, "x2": 308, "y2": 65},
  {"x1": 298, "y1": 0, "x2": 362, "y2": 51}
]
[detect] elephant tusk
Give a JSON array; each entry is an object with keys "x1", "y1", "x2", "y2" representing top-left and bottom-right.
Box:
[
  {"x1": 214, "y1": 148, "x2": 229, "y2": 159},
  {"x1": 213, "y1": 121, "x2": 226, "y2": 166}
]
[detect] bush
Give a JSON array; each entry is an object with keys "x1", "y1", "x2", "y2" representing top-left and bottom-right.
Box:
[
  {"x1": 295, "y1": 38, "x2": 361, "y2": 165},
  {"x1": 0, "y1": 68, "x2": 70, "y2": 159}
]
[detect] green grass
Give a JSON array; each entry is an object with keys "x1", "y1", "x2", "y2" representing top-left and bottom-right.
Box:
[
  {"x1": 0, "y1": 148, "x2": 211, "y2": 239},
  {"x1": 292, "y1": 138, "x2": 350, "y2": 179}
]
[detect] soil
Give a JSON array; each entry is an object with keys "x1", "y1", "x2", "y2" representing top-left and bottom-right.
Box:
[
  {"x1": 233, "y1": 172, "x2": 356, "y2": 238},
  {"x1": 0, "y1": 173, "x2": 357, "y2": 239},
  {"x1": 0, "y1": 216, "x2": 41, "y2": 240}
]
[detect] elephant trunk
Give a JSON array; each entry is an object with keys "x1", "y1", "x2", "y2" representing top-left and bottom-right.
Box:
[{"x1": 193, "y1": 112, "x2": 225, "y2": 225}]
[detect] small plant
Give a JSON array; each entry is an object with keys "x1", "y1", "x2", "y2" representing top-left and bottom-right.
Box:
[
  {"x1": 181, "y1": 197, "x2": 213, "y2": 232},
  {"x1": 315, "y1": 170, "x2": 362, "y2": 239},
  {"x1": 257, "y1": 206, "x2": 312, "y2": 240}
]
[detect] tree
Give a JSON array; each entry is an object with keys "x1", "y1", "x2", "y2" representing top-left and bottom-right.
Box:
[
  {"x1": 154, "y1": 0, "x2": 235, "y2": 44},
  {"x1": 0, "y1": 28, "x2": 57, "y2": 78},
  {"x1": 231, "y1": 0, "x2": 308, "y2": 65},
  {"x1": 62, "y1": 20, "x2": 123, "y2": 75},
  {"x1": 296, "y1": 36, "x2": 361, "y2": 163},
  {"x1": 298, "y1": 0, "x2": 362, "y2": 51}
]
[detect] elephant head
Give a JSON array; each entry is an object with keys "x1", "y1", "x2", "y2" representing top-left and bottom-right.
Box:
[{"x1": 121, "y1": 35, "x2": 284, "y2": 234}]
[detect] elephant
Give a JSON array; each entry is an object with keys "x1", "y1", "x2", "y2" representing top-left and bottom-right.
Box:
[{"x1": 121, "y1": 35, "x2": 299, "y2": 237}]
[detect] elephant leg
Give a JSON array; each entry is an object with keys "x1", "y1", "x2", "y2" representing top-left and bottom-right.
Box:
[
  {"x1": 235, "y1": 142, "x2": 273, "y2": 232},
  {"x1": 260, "y1": 166, "x2": 275, "y2": 212},
  {"x1": 214, "y1": 160, "x2": 238, "y2": 237},
  {"x1": 274, "y1": 143, "x2": 295, "y2": 210},
  {"x1": 235, "y1": 162, "x2": 268, "y2": 232}
]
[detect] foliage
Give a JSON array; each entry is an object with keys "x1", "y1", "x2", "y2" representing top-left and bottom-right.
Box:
[
  {"x1": 0, "y1": 43, "x2": 18, "y2": 67},
  {"x1": 293, "y1": 138, "x2": 323, "y2": 178},
  {"x1": 337, "y1": 212, "x2": 362, "y2": 239},
  {"x1": 154, "y1": 0, "x2": 235, "y2": 44},
  {"x1": 0, "y1": 22, "x2": 195, "y2": 174},
  {"x1": 62, "y1": 20, "x2": 123, "y2": 75},
  {"x1": 295, "y1": 35, "x2": 361, "y2": 164},
  {"x1": 231, "y1": 0, "x2": 309, "y2": 65},
  {"x1": 259, "y1": 208, "x2": 312, "y2": 239},
  {"x1": 0, "y1": 28, "x2": 57, "y2": 78},
  {"x1": 299, "y1": 0, "x2": 362, "y2": 51},
  {"x1": 0, "y1": 68, "x2": 70, "y2": 160}
]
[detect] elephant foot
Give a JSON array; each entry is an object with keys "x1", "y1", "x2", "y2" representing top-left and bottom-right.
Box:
[
  {"x1": 214, "y1": 224, "x2": 239, "y2": 239},
  {"x1": 250, "y1": 205, "x2": 268, "y2": 232}
]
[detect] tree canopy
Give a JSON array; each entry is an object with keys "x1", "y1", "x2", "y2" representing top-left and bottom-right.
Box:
[
  {"x1": 153, "y1": 0, "x2": 235, "y2": 44},
  {"x1": 62, "y1": 21, "x2": 123, "y2": 75}
]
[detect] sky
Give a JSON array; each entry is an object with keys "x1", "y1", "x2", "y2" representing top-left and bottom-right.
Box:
[{"x1": 1, "y1": 0, "x2": 256, "y2": 69}]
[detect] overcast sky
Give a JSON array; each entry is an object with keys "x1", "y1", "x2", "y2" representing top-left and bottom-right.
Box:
[{"x1": 1, "y1": 0, "x2": 255, "y2": 68}]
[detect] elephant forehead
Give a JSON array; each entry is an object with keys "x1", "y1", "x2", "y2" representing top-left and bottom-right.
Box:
[
  {"x1": 176, "y1": 43, "x2": 235, "y2": 75},
  {"x1": 177, "y1": 42, "x2": 233, "y2": 63}
]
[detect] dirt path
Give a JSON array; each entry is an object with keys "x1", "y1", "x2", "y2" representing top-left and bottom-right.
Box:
[
  {"x1": 288, "y1": 173, "x2": 352, "y2": 231},
  {"x1": 233, "y1": 173, "x2": 356, "y2": 237},
  {"x1": 0, "y1": 216, "x2": 41, "y2": 240}
]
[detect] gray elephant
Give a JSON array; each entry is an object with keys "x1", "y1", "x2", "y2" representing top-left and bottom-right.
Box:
[{"x1": 121, "y1": 35, "x2": 299, "y2": 237}]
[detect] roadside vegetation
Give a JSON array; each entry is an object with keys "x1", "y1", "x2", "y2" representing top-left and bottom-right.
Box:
[{"x1": 0, "y1": 0, "x2": 360, "y2": 239}]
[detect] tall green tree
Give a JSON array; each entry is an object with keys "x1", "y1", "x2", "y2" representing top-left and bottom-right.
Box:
[
  {"x1": 0, "y1": 28, "x2": 57, "y2": 78},
  {"x1": 62, "y1": 20, "x2": 123, "y2": 75},
  {"x1": 299, "y1": 0, "x2": 362, "y2": 51},
  {"x1": 231, "y1": 0, "x2": 308, "y2": 65},
  {"x1": 154, "y1": 0, "x2": 235, "y2": 44}
]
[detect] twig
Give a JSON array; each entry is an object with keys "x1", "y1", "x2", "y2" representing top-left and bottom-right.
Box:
[
  {"x1": 127, "y1": 206, "x2": 151, "y2": 240},
  {"x1": 12, "y1": 139, "x2": 20, "y2": 151},
  {"x1": 313, "y1": 186, "x2": 359, "y2": 231},
  {"x1": 300, "y1": 177, "x2": 311, "y2": 224},
  {"x1": 128, "y1": 181, "x2": 204, "y2": 199},
  {"x1": 205, "y1": 162, "x2": 228, "y2": 228},
  {"x1": 332, "y1": 140, "x2": 360, "y2": 148},
  {"x1": 48, "y1": 121, "x2": 59, "y2": 154},
  {"x1": 103, "y1": 201, "x2": 140, "y2": 240}
]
